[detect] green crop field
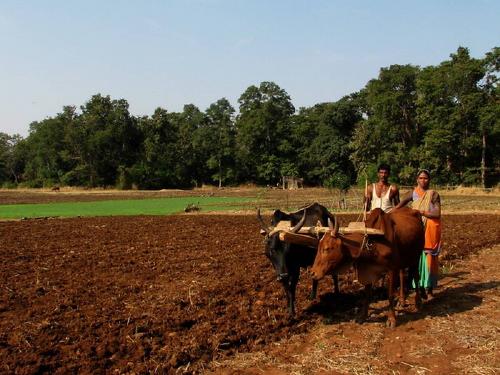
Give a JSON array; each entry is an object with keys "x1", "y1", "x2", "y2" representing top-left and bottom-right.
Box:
[
  {"x1": 0, "y1": 186, "x2": 498, "y2": 219},
  {"x1": 0, "y1": 196, "x2": 253, "y2": 219}
]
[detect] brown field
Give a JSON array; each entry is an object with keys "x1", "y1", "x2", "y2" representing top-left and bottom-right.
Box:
[{"x1": 0, "y1": 189, "x2": 499, "y2": 374}]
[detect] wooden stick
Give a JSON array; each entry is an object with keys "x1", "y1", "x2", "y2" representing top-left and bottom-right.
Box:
[
  {"x1": 278, "y1": 227, "x2": 384, "y2": 247},
  {"x1": 293, "y1": 226, "x2": 384, "y2": 236},
  {"x1": 363, "y1": 177, "x2": 368, "y2": 222},
  {"x1": 278, "y1": 232, "x2": 319, "y2": 247}
]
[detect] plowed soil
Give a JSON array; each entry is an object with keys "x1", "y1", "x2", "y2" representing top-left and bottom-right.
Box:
[{"x1": 1, "y1": 213, "x2": 499, "y2": 374}]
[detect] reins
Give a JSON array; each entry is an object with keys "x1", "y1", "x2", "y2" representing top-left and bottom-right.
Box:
[{"x1": 334, "y1": 230, "x2": 374, "y2": 284}]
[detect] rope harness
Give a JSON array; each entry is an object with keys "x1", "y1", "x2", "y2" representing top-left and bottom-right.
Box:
[{"x1": 352, "y1": 229, "x2": 374, "y2": 283}]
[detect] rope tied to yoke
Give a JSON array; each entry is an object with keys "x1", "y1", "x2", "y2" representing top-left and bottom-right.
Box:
[{"x1": 353, "y1": 227, "x2": 373, "y2": 283}]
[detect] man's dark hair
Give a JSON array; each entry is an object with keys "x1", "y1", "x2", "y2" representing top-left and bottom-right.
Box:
[{"x1": 377, "y1": 163, "x2": 391, "y2": 173}]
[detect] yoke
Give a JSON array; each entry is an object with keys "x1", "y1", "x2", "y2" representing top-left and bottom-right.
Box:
[{"x1": 272, "y1": 220, "x2": 384, "y2": 247}]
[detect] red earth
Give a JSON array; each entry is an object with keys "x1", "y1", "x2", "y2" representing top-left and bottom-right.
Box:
[{"x1": 0, "y1": 213, "x2": 499, "y2": 374}]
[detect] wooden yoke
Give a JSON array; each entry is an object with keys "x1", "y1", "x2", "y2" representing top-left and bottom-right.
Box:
[
  {"x1": 264, "y1": 219, "x2": 384, "y2": 247},
  {"x1": 278, "y1": 232, "x2": 319, "y2": 248},
  {"x1": 294, "y1": 226, "x2": 384, "y2": 236}
]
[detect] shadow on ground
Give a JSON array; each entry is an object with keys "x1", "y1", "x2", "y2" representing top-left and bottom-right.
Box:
[{"x1": 304, "y1": 278, "x2": 498, "y2": 326}]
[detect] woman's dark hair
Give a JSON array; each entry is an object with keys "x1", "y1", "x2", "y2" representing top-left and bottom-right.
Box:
[
  {"x1": 378, "y1": 163, "x2": 391, "y2": 173},
  {"x1": 417, "y1": 169, "x2": 431, "y2": 178}
]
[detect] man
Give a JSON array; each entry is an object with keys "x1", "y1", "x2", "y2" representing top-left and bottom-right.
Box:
[{"x1": 365, "y1": 164, "x2": 400, "y2": 213}]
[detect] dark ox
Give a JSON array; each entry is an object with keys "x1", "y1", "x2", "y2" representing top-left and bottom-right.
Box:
[
  {"x1": 258, "y1": 203, "x2": 339, "y2": 317},
  {"x1": 310, "y1": 207, "x2": 424, "y2": 328}
]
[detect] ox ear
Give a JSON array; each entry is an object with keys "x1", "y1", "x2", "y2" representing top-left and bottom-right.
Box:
[
  {"x1": 272, "y1": 209, "x2": 288, "y2": 224},
  {"x1": 257, "y1": 209, "x2": 271, "y2": 235}
]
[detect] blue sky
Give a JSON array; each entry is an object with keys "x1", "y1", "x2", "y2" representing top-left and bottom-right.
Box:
[{"x1": 1, "y1": 0, "x2": 498, "y2": 137}]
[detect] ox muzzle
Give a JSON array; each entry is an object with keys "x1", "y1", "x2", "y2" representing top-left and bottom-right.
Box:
[{"x1": 276, "y1": 272, "x2": 289, "y2": 282}]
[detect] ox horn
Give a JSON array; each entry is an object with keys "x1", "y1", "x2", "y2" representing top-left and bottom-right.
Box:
[
  {"x1": 290, "y1": 210, "x2": 307, "y2": 233},
  {"x1": 257, "y1": 209, "x2": 272, "y2": 235},
  {"x1": 328, "y1": 215, "x2": 339, "y2": 236}
]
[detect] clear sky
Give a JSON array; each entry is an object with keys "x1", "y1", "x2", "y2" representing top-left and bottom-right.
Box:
[{"x1": 1, "y1": 0, "x2": 499, "y2": 137}]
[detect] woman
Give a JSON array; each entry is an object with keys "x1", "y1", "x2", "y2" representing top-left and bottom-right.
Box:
[{"x1": 396, "y1": 169, "x2": 441, "y2": 296}]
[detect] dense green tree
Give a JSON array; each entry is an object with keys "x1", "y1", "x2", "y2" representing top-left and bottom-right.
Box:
[
  {"x1": 22, "y1": 114, "x2": 69, "y2": 187},
  {"x1": 236, "y1": 81, "x2": 295, "y2": 183},
  {"x1": 4, "y1": 46, "x2": 498, "y2": 189},
  {"x1": 130, "y1": 108, "x2": 180, "y2": 189},
  {"x1": 70, "y1": 95, "x2": 140, "y2": 186},
  {"x1": 0, "y1": 133, "x2": 23, "y2": 185},
  {"x1": 478, "y1": 47, "x2": 500, "y2": 187},
  {"x1": 198, "y1": 98, "x2": 236, "y2": 187},
  {"x1": 291, "y1": 95, "x2": 361, "y2": 186},
  {"x1": 7, "y1": 135, "x2": 27, "y2": 185},
  {"x1": 0, "y1": 133, "x2": 11, "y2": 183},
  {"x1": 171, "y1": 104, "x2": 207, "y2": 187},
  {"x1": 349, "y1": 64, "x2": 421, "y2": 184},
  {"x1": 417, "y1": 47, "x2": 487, "y2": 184}
]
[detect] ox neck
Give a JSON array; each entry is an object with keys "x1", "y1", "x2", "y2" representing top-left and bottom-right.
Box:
[
  {"x1": 338, "y1": 233, "x2": 364, "y2": 247},
  {"x1": 338, "y1": 233, "x2": 373, "y2": 258}
]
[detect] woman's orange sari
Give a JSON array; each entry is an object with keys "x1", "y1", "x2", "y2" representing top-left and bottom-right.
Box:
[
  {"x1": 411, "y1": 187, "x2": 441, "y2": 289},
  {"x1": 411, "y1": 186, "x2": 441, "y2": 251}
]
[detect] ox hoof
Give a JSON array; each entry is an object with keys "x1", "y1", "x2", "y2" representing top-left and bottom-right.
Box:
[
  {"x1": 420, "y1": 288, "x2": 428, "y2": 300},
  {"x1": 355, "y1": 316, "x2": 367, "y2": 324},
  {"x1": 386, "y1": 318, "x2": 396, "y2": 329},
  {"x1": 415, "y1": 299, "x2": 423, "y2": 311}
]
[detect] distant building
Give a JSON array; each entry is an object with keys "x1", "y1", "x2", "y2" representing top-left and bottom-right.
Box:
[{"x1": 282, "y1": 176, "x2": 304, "y2": 190}]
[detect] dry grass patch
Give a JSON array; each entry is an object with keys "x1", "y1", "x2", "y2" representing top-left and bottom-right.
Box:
[
  {"x1": 448, "y1": 186, "x2": 500, "y2": 196},
  {"x1": 211, "y1": 323, "x2": 386, "y2": 375}
]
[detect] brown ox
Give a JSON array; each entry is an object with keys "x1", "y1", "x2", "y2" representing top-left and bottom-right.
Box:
[
  {"x1": 310, "y1": 207, "x2": 424, "y2": 328},
  {"x1": 366, "y1": 207, "x2": 427, "y2": 303}
]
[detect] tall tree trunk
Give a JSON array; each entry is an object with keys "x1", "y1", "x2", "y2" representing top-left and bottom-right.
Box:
[
  {"x1": 481, "y1": 131, "x2": 486, "y2": 188},
  {"x1": 9, "y1": 168, "x2": 18, "y2": 184},
  {"x1": 218, "y1": 158, "x2": 222, "y2": 188}
]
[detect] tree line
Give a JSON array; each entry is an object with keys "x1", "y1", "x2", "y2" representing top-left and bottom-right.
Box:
[{"x1": 1, "y1": 46, "x2": 498, "y2": 189}]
